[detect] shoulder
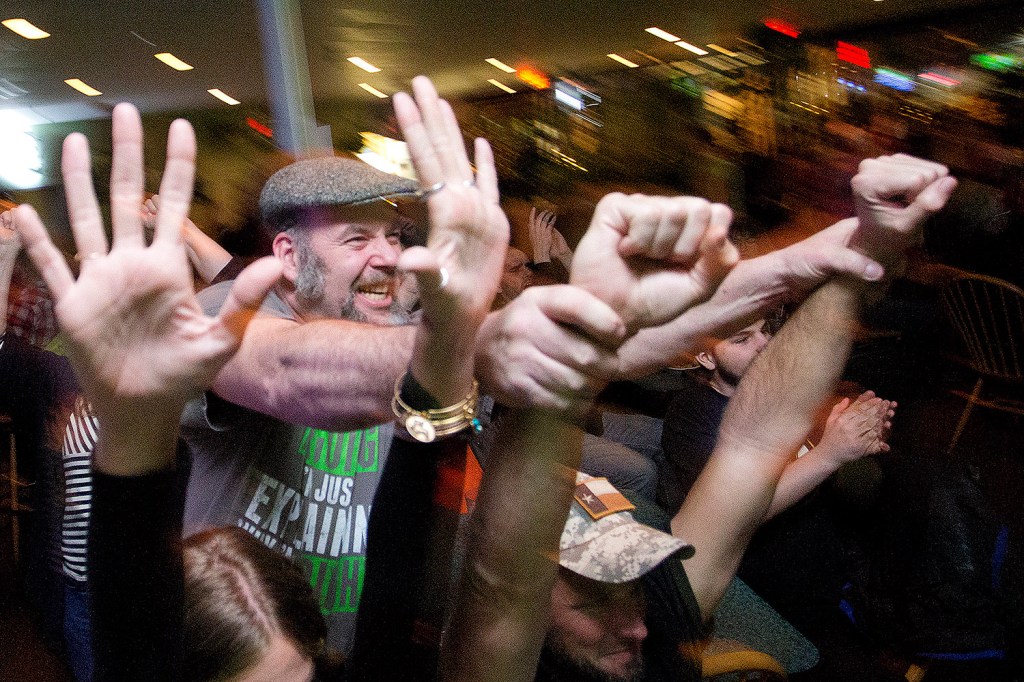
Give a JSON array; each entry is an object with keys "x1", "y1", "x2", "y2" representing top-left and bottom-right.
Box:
[{"x1": 197, "y1": 280, "x2": 297, "y2": 321}]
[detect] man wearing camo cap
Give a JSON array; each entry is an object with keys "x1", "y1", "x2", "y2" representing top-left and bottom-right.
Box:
[{"x1": 537, "y1": 472, "x2": 700, "y2": 682}]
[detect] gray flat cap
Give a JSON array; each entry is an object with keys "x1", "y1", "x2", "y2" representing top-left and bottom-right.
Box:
[{"x1": 259, "y1": 156, "x2": 418, "y2": 229}]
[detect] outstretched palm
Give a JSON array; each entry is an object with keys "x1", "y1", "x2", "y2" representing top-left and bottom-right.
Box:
[{"x1": 16, "y1": 104, "x2": 280, "y2": 414}]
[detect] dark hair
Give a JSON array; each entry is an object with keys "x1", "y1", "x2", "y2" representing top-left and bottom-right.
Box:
[{"x1": 182, "y1": 527, "x2": 328, "y2": 681}]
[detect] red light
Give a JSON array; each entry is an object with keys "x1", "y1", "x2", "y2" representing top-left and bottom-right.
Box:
[
  {"x1": 246, "y1": 117, "x2": 273, "y2": 138},
  {"x1": 516, "y1": 66, "x2": 550, "y2": 90},
  {"x1": 764, "y1": 19, "x2": 800, "y2": 38},
  {"x1": 837, "y1": 41, "x2": 871, "y2": 69},
  {"x1": 919, "y1": 72, "x2": 961, "y2": 87}
]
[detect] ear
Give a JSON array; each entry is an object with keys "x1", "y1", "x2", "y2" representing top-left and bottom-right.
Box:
[
  {"x1": 695, "y1": 351, "x2": 716, "y2": 371},
  {"x1": 272, "y1": 231, "x2": 299, "y2": 285}
]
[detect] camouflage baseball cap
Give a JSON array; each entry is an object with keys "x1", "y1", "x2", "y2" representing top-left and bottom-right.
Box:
[
  {"x1": 259, "y1": 156, "x2": 419, "y2": 231},
  {"x1": 559, "y1": 472, "x2": 693, "y2": 584}
]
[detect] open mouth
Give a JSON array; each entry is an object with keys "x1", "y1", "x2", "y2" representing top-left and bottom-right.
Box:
[{"x1": 354, "y1": 281, "x2": 394, "y2": 306}]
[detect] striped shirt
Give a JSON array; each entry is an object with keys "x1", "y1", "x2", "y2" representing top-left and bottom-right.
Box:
[{"x1": 62, "y1": 398, "x2": 97, "y2": 583}]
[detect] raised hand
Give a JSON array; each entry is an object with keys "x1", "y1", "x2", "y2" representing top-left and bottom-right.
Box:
[
  {"x1": 570, "y1": 193, "x2": 739, "y2": 331},
  {"x1": 15, "y1": 104, "x2": 281, "y2": 421},
  {"x1": 850, "y1": 154, "x2": 957, "y2": 264},
  {"x1": 0, "y1": 208, "x2": 21, "y2": 266},
  {"x1": 529, "y1": 206, "x2": 571, "y2": 267},
  {"x1": 393, "y1": 76, "x2": 509, "y2": 332}
]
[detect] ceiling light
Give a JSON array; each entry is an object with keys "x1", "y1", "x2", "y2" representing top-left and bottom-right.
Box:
[
  {"x1": 607, "y1": 54, "x2": 639, "y2": 68},
  {"x1": 358, "y1": 82, "x2": 388, "y2": 98},
  {"x1": 2, "y1": 18, "x2": 50, "y2": 40},
  {"x1": 708, "y1": 44, "x2": 738, "y2": 57},
  {"x1": 154, "y1": 52, "x2": 194, "y2": 71},
  {"x1": 347, "y1": 57, "x2": 381, "y2": 73},
  {"x1": 646, "y1": 27, "x2": 680, "y2": 42},
  {"x1": 485, "y1": 58, "x2": 517, "y2": 73},
  {"x1": 64, "y1": 79, "x2": 102, "y2": 96},
  {"x1": 488, "y1": 79, "x2": 516, "y2": 93},
  {"x1": 675, "y1": 41, "x2": 709, "y2": 56},
  {"x1": 208, "y1": 88, "x2": 240, "y2": 105}
]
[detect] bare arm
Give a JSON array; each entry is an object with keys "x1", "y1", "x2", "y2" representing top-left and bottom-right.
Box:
[
  {"x1": 0, "y1": 210, "x2": 18, "y2": 337},
  {"x1": 143, "y1": 195, "x2": 232, "y2": 285},
  {"x1": 672, "y1": 154, "x2": 956, "y2": 620}
]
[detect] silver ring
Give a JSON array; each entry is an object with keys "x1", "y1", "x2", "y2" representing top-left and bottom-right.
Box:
[
  {"x1": 74, "y1": 252, "x2": 103, "y2": 262},
  {"x1": 460, "y1": 179, "x2": 475, "y2": 188},
  {"x1": 417, "y1": 181, "x2": 446, "y2": 200},
  {"x1": 438, "y1": 267, "x2": 450, "y2": 289}
]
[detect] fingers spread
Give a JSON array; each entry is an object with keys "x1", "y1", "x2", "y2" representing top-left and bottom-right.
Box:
[
  {"x1": 109, "y1": 103, "x2": 147, "y2": 248},
  {"x1": 394, "y1": 91, "x2": 444, "y2": 186},
  {"x1": 14, "y1": 205, "x2": 75, "y2": 299},
  {"x1": 153, "y1": 119, "x2": 197, "y2": 246},
  {"x1": 61, "y1": 133, "x2": 108, "y2": 259}
]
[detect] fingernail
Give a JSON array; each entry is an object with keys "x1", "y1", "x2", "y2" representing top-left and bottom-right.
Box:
[{"x1": 864, "y1": 262, "x2": 884, "y2": 281}]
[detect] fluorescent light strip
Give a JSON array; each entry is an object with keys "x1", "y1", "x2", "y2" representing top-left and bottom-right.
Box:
[
  {"x1": 554, "y1": 89, "x2": 584, "y2": 110},
  {"x1": 347, "y1": 57, "x2": 381, "y2": 73},
  {"x1": 485, "y1": 58, "x2": 517, "y2": 73},
  {"x1": 207, "y1": 88, "x2": 240, "y2": 105},
  {"x1": 64, "y1": 79, "x2": 102, "y2": 96},
  {"x1": 358, "y1": 82, "x2": 388, "y2": 98},
  {"x1": 488, "y1": 79, "x2": 516, "y2": 93},
  {"x1": 154, "y1": 52, "x2": 194, "y2": 71},
  {"x1": 708, "y1": 44, "x2": 738, "y2": 57},
  {"x1": 607, "y1": 53, "x2": 639, "y2": 68},
  {"x1": 646, "y1": 27, "x2": 680, "y2": 42},
  {"x1": 675, "y1": 41, "x2": 708, "y2": 56},
  {"x1": 2, "y1": 18, "x2": 50, "y2": 39}
]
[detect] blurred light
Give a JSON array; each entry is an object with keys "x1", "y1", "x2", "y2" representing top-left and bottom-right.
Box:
[
  {"x1": 2, "y1": 18, "x2": 49, "y2": 39},
  {"x1": 837, "y1": 41, "x2": 871, "y2": 68},
  {"x1": 347, "y1": 57, "x2": 381, "y2": 73},
  {"x1": 488, "y1": 78, "x2": 516, "y2": 93},
  {"x1": 64, "y1": 78, "x2": 102, "y2": 96},
  {"x1": 517, "y1": 66, "x2": 550, "y2": 89},
  {"x1": 874, "y1": 68, "x2": 915, "y2": 92},
  {"x1": 555, "y1": 89, "x2": 583, "y2": 110},
  {"x1": 764, "y1": 19, "x2": 800, "y2": 38},
  {"x1": 357, "y1": 83, "x2": 388, "y2": 98},
  {"x1": 971, "y1": 53, "x2": 1017, "y2": 72},
  {"x1": 485, "y1": 58, "x2": 517, "y2": 73},
  {"x1": 207, "y1": 88, "x2": 240, "y2": 105},
  {"x1": 646, "y1": 27, "x2": 680, "y2": 42},
  {"x1": 607, "y1": 53, "x2": 639, "y2": 68},
  {"x1": 246, "y1": 117, "x2": 273, "y2": 137},
  {"x1": 675, "y1": 40, "x2": 708, "y2": 55},
  {"x1": 919, "y1": 71, "x2": 961, "y2": 87},
  {"x1": 0, "y1": 109, "x2": 44, "y2": 188},
  {"x1": 707, "y1": 44, "x2": 738, "y2": 57},
  {"x1": 154, "y1": 52, "x2": 193, "y2": 71}
]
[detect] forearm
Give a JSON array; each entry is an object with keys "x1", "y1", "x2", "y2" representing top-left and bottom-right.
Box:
[
  {"x1": 765, "y1": 448, "x2": 843, "y2": 519},
  {"x1": 0, "y1": 258, "x2": 14, "y2": 337},
  {"x1": 211, "y1": 318, "x2": 415, "y2": 430},
  {"x1": 674, "y1": 276, "x2": 865, "y2": 618},
  {"x1": 441, "y1": 409, "x2": 581, "y2": 682},
  {"x1": 182, "y1": 220, "x2": 232, "y2": 284}
]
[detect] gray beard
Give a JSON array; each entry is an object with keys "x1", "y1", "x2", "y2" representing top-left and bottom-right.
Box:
[{"x1": 539, "y1": 636, "x2": 646, "y2": 682}]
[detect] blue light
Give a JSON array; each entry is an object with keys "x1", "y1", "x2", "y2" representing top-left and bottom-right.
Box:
[{"x1": 873, "y1": 69, "x2": 915, "y2": 92}]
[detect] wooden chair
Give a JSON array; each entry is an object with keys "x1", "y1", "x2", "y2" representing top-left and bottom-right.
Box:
[{"x1": 938, "y1": 272, "x2": 1024, "y2": 453}]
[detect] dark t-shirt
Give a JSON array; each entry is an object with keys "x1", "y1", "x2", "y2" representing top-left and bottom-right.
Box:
[{"x1": 657, "y1": 377, "x2": 728, "y2": 514}]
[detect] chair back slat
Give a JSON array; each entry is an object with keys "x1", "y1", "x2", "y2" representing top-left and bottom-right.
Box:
[{"x1": 940, "y1": 273, "x2": 1024, "y2": 381}]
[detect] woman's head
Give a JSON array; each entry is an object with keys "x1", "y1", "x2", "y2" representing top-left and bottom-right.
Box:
[{"x1": 182, "y1": 527, "x2": 327, "y2": 681}]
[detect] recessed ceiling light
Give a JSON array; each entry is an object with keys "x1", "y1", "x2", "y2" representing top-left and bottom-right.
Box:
[
  {"x1": 675, "y1": 41, "x2": 709, "y2": 56},
  {"x1": 64, "y1": 79, "x2": 102, "y2": 96},
  {"x1": 607, "y1": 54, "x2": 639, "y2": 68},
  {"x1": 154, "y1": 52, "x2": 194, "y2": 71},
  {"x1": 347, "y1": 57, "x2": 381, "y2": 73},
  {"x1": 208, "y1": 88, "x2": 240, "y2": 105},
  {"x1": 708, "y1": 44, "x2": 739, "y2": 57},
  {"x1": 358, "y1": 82, "x2": 388, "y2": 98},
  {"x1": 488, "y1": 79, "x2": 516, "y2": 93},
  {"x1": 485, "y1": 58, "x2": 517, "y2": 73},
  {"x1": 2, "y1": 18, "x2": 50, "y2": 40},
  {"x1": 645, "y1": 27, "x2": 680, "y2": 42}
]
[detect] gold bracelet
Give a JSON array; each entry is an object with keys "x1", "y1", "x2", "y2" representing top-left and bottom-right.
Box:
[{"x1": 392, "y1": 374, "x2": 481, "y2": 443}]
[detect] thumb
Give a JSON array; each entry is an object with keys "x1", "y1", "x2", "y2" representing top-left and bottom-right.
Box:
[
  {"x1": 218, "y1": 257, "x2": 283, "y2": 342},
  {"x1": 816, "y1": 243, "x2": 885, "y2": 282},
  {"x1": 909, "y1": 176, "x2": 957, "y2": 220}
]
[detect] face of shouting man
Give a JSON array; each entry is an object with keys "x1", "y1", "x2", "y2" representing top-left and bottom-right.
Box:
[
  {"x1": 545, "y1": 568, "x2": 649, "y2": 682},
  {"x1": 277, "y1": 204, "x2": 411, "y2": 326}
]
